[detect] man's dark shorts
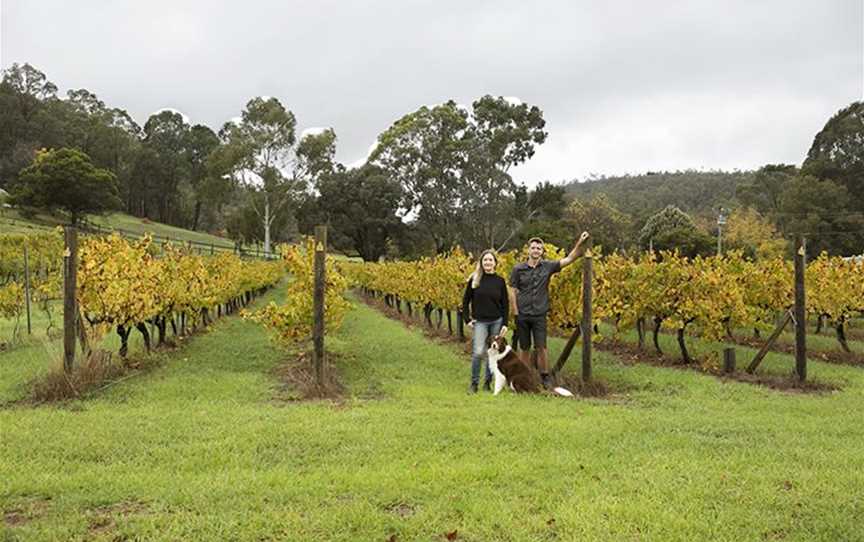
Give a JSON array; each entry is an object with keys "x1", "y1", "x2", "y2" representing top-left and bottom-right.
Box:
[{"x1": 515, "y1": 314, "x2": 547, "y2": 350}]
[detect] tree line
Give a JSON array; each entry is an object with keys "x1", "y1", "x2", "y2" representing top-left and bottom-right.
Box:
[
  {"x1": 2, "y1": 62, "x2": 861, "y2": 259},
  {"x1": 561, "y1": 101, "x2": 864, "y2": 258}
]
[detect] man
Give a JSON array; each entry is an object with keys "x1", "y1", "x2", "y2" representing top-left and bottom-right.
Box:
[{"x1": 508, "y1": 232, "x2": 590, "y2": 388}]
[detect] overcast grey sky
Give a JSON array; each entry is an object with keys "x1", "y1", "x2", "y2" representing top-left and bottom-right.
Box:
[{"x1": 2, "y1": 0, "x2": 862, "y2": 186}]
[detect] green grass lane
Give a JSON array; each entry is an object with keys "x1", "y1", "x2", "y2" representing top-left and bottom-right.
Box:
[{"x1": 1, "y1": 291, "x2": 862, "y2": 541}]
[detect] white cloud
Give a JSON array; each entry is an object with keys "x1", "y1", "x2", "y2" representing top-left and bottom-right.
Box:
[
  {"x1": 511, "y1": 89, "x2": 833, "y2": 184},
  {"x1": 300, "y1": 126, "x2": 331, "y2": 138}
]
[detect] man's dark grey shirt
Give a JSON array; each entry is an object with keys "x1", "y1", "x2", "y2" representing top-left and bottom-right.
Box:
[{"x1": 509, "y1": 259, "x2": 562, "y2": 316}]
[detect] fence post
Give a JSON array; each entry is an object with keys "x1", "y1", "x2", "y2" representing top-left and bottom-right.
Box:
[
  {"x1": 23, "y1": 245, "x2": 32, "y2": 335},
  {"x1": 312, "y1": 225, "x2": 327, "y2": 386},
  {"x1": 794, "y1": 235, "x2": 807, "y2": 382},
  {"x1": 63, "y1": 226, "x2": 78, "y2": 373},
  {"x1": 581, "y1": 238, "x2": 593, "y2": 382},
  {"x1": 722, "y1": 347, "x2": 736, "y2": 374}
]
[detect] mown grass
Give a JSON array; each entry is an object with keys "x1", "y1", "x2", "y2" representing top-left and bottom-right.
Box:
[
  {"x1": 1, "y1": 289, "x2": 863, "y2": 541},
  {"x1": 774, "y1": 327, "x2": 864, "y2": 355},
  {"x1": 86, "y1": 213, "x2": 235, "y2": 248}
]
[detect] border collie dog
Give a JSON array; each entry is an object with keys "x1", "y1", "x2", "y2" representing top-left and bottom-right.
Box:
[{"x1": 486, "y1": 327, "x2": 574, "y2": 397}]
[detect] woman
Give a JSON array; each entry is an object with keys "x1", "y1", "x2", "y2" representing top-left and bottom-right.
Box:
[{"x1": 462, "y1": 249, "x2": 509, "y2": 393}]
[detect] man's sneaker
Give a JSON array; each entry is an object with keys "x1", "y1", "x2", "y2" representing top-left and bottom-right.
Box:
[
  {"x1": 541, "y1": 373, "x2": 552, "y2": 390},
  {"x1": 468, "y1": 382, "x2": 479, "y2": 394},
  {"x1": 482, "y1": 380, "x2": 492, "y2": 392}
]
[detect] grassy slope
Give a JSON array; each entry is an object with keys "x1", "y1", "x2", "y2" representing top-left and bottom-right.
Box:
[
  {"x1": 86, "y1": 213, "x2": 235, "y2": 248},
  {"x1": 1, "y1": 291, "x2": 863, "y2": 541},
  {"x1": 0, "y1": 208, "x2": 235, "y2": 248}
]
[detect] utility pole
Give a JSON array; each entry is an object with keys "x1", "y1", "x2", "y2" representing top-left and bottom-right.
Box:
[{"x1": 716, "y1": 207, "x2": 727, "y2": 256}]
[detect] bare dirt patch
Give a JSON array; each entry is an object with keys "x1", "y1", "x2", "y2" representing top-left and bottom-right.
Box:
[
  {"x1": 384, "y1": 501, "x2": 418, "y2": 518},
  {"x1": 3, "y1": 496, "x2": 52, "y2": 527},
  {"x1": 86, "y1": 500, "x2": 150, "y2": 535},
  {"x1": 271, "y1": 350, "x2": 347, "y2": 403},
  {"x1": 556, "y1": 373, "x2": 612, "y2": 397}
]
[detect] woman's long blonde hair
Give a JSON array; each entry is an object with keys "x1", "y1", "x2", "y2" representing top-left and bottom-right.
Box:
[{"x1": 468, "y1": 249, "x2": 498, "y2": 289}]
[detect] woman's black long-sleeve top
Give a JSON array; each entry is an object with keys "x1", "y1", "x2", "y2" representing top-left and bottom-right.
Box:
[{"x1": 461, "y1": 273, "x2": 509, "y2": 325}]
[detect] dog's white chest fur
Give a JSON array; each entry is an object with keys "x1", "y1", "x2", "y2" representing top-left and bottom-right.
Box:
[
  {"x1": 488, "y1": 345, "x2": 510, "y2": 365},
  {"x1": 487, "y1": 345, "x2": 512, "y2": 395}
]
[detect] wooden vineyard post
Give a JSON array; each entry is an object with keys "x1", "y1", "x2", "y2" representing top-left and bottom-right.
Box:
[
  {"x1": 722, "y1": 347, "x2": 736, "y2": 374},
  {"x1": 312, "y1": 225, "x2": 327, "y2": 386},
  {"x1": 23, "y1": 245, "x2": 32, "y2": 335},
  {"x1": 63, "y1": 226, "x2": 78, "y2": 373},
  {"x1": 581, "y1": 238, "x2": 593, "y2": 382},
  {"x1": 794, "y1": 235, "x2": 807, "y2": 382}
]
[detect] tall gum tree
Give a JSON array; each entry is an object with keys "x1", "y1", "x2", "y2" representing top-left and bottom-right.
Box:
[{"x1": 220, "y1": 97, "x2": 302, "y2": 255}]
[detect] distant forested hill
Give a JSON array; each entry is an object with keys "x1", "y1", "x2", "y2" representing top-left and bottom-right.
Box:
[{"x1": 562, "y1": 170, "x2": 754, "y2": 223}]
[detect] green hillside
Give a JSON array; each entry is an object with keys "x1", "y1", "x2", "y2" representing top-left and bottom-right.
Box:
[
  {"x1": 0, "y1": 208, "x2": 237, "y2": 249},
  {"x1": 563, "y1": 170, "x2": 754, "y2": 222}
]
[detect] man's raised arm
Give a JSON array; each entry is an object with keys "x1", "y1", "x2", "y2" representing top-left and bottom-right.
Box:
[{"x1": 559, "y1": 231, "x2": 591, "y2": 269}]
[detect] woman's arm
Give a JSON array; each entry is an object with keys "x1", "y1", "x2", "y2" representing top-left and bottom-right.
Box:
[
  {"x1": 501, "y1": 277, "x2": 510, "y2": 326},
  {"x1": 508, "y1": 285, "x2": 518, "y2": 319},
  {"x1": 461, "y1": 279, "x2": 473, "y2": 323}
]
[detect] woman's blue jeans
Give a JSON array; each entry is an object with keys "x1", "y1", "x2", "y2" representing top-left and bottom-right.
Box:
[{"x1": 471, "y1": 318, "x2": 503, "y2": 385}]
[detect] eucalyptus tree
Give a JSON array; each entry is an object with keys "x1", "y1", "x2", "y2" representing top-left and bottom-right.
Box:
[
  {"x1": 142, "y1": 110, "x2": 191, "y2": 224},
  {"x1": 186, "y1": 124, "x2": 221, "y2": 231},
  {"x1": 371, "y1": 101, "x2": 469, "y2": 253},
  {"x1": 459, "y1": 95, "x2": 547, "y2": 251},
  {"x1": 219, "y1": 97, "x2": 311, "y2": 255},
  {"x1": 802, "y1": 101, "x2": 864, "y2": 210}
]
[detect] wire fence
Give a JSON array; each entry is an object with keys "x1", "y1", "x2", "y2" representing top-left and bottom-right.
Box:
[
  {"x1": 77, "y1": 218, "x2": 279, "y2": 261},
  {"x1": 1, "y1": 215, "x2": 279, "y2": 261}
]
